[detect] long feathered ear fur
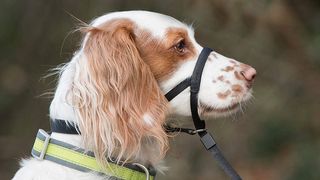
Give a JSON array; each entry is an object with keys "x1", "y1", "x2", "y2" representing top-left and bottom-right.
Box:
[{"x1": 71, "y1": 18, "x2": 169, "y2": 166}]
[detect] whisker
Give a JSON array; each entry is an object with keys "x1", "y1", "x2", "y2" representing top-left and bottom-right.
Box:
[{"x1": 239, "y1": 101, "x2": 244, "y2": 115}]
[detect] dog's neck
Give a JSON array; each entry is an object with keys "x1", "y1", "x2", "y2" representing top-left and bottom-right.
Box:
[
  {"x1": 49, "y1": 56, "x2": 84, "y2": 148},
  {"x1": 49, "y1": 55, "x2": 78, "y2": 124},
  {"x1": 50, "y1": 132, "x2": 83, "y2": 148}
]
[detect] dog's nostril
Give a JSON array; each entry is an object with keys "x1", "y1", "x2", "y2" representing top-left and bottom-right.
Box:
[
  {"x1": 251, "y1": 74, "x2": 256, "y2": 80},
  {"x1": 241, "y1": 67, "x2": 256, "y2": 81}
]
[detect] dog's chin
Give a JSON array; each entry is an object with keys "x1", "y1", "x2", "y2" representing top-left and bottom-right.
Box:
[
  {"x1": 199, "y1": 92, "x2": 252, "y2": 118},
  {"x1": 199, "y1": 102, "x2": 241, "y2": 118}
]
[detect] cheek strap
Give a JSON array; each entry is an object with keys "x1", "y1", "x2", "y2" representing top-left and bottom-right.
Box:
[{"x1": 164, "y1": 47, "x2": 212, "y2": 132}]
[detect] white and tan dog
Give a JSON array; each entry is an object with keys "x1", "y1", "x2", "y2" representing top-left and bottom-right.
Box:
[{"x1": 13, "y1": 11, "x2": 256, "y2": 180}]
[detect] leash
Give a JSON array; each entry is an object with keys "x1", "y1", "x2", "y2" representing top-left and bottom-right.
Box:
[{"x1": 164, "y1": 47, "x2": 242, "y2": 180}]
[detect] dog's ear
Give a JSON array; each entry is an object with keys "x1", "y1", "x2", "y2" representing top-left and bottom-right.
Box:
[{"x1": 72, "y1": 19, "x2": 168, "y2": 165}]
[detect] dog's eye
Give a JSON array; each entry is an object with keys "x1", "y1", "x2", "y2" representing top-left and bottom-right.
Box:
[{"x1": 174, "y1": 40, "x2": 186, "y2": 54}]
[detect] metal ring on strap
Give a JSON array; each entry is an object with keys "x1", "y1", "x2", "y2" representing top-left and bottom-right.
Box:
[{"x1": 133, "y1": 163, "x2": 150, "y2": 180}]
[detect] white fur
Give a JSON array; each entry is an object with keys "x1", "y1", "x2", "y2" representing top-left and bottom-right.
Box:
[
  {"x1": 143, "y1": 113, "x2": 154, "y2": 126},
  {"x1": 92, "y1": 11, "x2": 190, "y2": 38},
  {"x1": 13, "y1": 10, "x2": 254, "y2": 180}
]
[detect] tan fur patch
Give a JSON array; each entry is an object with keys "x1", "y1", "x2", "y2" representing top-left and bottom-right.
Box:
[
  {"x1": 229, "y1": 60, "x2": 237, "y2": 64},
  {"x1": 135, "y1": 27, "x2": 196, "y2": 81},
  {"x1": 221, "y1": 66, "x2": 234, "y2": 72},
  {"x1": 217, "y1": 90, "x2": 231, "y2": 99},
  {"x1": 231, "y1": 84, "x2": 243, "y2": 93}
]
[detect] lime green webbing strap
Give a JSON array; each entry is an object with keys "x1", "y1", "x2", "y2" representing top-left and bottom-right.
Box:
[{"x1": 31, "y1": 129, "x2": 154, "y2": 180}]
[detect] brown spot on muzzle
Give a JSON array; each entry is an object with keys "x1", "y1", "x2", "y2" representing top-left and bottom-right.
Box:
[
  {"x1": 217, "y1": 90, "x2": 231, "y2": 99},
  {"x1": 231, "y1": 84, "x2": 243, "y2": 93},
  {"x1": 217, "y1": 75, "x2": 225, "y2": 81},
  {"x1": 229, "y1": 60, "x2": 237, "y2": 64},
  {"x1": 221, "y1": 66, "x2": 234, "y2": 72}
]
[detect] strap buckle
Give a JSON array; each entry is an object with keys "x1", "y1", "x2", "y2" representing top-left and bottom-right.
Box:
[{"x1": 32, "y1": 129, "x2": 51, "y2": 160}]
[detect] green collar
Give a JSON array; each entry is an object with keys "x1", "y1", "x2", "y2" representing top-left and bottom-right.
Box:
[{"x1": 31, "y1": 129, "x2": 155, "y2": 180}]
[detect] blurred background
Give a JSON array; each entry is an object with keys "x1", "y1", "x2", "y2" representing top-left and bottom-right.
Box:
[{"x1": 1, "y1": 0, "x2": 319, "y2": 179}]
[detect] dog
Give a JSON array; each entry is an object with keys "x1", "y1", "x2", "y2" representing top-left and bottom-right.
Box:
[{"x1": 13, "y1": 10, "x2": 256, "y2": 180}]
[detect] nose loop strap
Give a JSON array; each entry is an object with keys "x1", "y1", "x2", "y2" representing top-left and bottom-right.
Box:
[{"x1": 190, "y1": 47, "x2": 213, "y2": 134}]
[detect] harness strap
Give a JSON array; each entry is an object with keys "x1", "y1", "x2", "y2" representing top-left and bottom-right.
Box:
[{"x1": 32, "y1": 129, "x2": 155, "y2": 180}]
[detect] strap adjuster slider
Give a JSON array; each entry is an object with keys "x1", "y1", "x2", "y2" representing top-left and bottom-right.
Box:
[{"x1": 33, "y1": 129, "x2": 51, "y2": 160}]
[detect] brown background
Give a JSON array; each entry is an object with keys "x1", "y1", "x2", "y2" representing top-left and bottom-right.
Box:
[{"x1": 1, "y1": 0, "x2": 319, "y2": 179}]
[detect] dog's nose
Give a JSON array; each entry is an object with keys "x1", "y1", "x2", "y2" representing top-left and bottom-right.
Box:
[{"x1": 241, "y1": 67, "x2": 256, "y2": 81}]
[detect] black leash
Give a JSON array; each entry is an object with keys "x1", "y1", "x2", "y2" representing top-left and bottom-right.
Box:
[
  {"x1": 164, "y1": 47, "x2": 242, "y2": 180},
  {"x1": 50, "y1": 47, "x2": 242, "y2": 179}
]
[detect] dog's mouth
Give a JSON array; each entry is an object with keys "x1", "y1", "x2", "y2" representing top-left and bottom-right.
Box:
[
  {"x1": 198, "y1": 87, "x2": 253, "y2": 116},
  {"x1": 199, "y1": 102, "x2": 240, "y2": 115}
]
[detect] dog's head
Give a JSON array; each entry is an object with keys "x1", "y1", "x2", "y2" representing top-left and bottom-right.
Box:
[{"x1": 63, "y1": 11, "x2": 256, "y2": 166}]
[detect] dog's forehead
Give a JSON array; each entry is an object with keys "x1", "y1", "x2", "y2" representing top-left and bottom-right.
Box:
[{"x1": 92, "y1": 11, "x2": 191, "y2": 38}]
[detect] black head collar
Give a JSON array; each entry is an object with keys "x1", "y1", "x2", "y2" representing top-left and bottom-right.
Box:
[{"x1": 164, "y1": 47, "x2": 242, "y2": 180}]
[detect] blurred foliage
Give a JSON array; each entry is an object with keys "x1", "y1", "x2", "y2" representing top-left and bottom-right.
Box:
[{"x1": 1, "y1": 0, "x2": 320, "y2": 179}]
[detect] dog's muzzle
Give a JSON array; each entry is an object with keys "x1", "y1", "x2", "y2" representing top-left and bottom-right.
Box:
[{"x1": 164, "y1": 47, "x2": 242, "y2": 180}]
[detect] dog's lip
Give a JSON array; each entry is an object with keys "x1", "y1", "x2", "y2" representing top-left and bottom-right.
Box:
[{"x1": 199, "y1": 102, "x2": 240, "y2": 113}]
